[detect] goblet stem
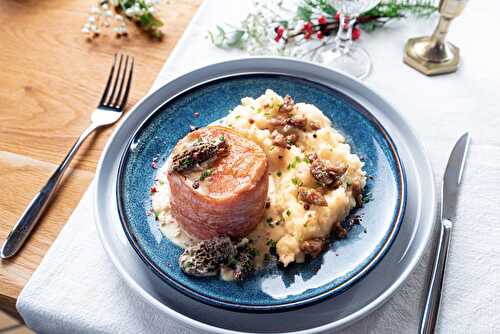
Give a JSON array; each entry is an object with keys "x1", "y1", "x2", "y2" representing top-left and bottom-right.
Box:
[
  {"x1": 335, "y1": 14, "x2": 356, "y2": 54},
  {"x1": 431, "y1": 16, "x2": 452, "y2": 45}
]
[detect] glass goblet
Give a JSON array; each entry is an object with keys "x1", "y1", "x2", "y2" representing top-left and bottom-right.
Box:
[{"x1": 318, "y1": 0, "x2": 381, "y2": 79}]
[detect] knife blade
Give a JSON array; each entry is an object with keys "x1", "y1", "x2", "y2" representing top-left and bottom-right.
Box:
[
  {"x1": 441, "y1": 132, "x2": 471, "y2": 221},
  {"x1": 420, "y1": 132, "x2": 471, "y2": 334}
]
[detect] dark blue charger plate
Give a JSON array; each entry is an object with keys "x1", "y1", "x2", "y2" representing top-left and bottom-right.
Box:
[{"x1": 117, "y1": 74, "x2": 406, "y2": 311}]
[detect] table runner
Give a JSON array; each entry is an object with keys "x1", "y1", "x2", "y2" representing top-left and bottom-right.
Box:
[{"x1": 17, "y1": 0, "x2": 500, "y2": 333}]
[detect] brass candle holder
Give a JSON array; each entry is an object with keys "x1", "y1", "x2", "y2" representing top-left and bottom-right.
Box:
[{"x1": 404, "y1": 0, "x2": 468, "y2": 76}]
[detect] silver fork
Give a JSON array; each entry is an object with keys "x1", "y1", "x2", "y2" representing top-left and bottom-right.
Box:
[{"x1": 0, "y1": 54, "x2": 134, "y2": 259}]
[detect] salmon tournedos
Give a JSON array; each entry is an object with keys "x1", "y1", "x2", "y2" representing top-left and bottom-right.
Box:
[{"x1": 167, "y1": 126, "x2": 269, "y2": 240}]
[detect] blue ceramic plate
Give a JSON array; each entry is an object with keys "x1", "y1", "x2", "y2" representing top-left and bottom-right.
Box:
[{"x1": 117, "y1": 73, "x2": 406, "y2": 311}]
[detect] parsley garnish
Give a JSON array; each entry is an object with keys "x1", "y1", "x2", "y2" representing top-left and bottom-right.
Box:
[
  {"x1": 363, "y1": 192, "x2": 374, "y2": 204},
  {"x1": 181, "y1": 158, "x2": 193, "y2": 168},
  {"x1": 288, "y1": 156, "x2": 302, "y2": 169},
  {"x1": 266, "y1": 239, "x2": 277, "y2": 250},
  {"x1": 228, "y1": 256, "x2": 238, "y2": 267},
  {"x1": 291, "y1": 177, "x2": 303, "y2": 186},
  {"x1": 199, "y1": 168, "x2": 213, "y2": 181},
  {"x1": 249, "y1": 248, "x2": 260, "y2": 257}
]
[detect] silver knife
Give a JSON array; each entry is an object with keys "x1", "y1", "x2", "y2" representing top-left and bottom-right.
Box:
[{"x1": 419, "y1": 132, "x2": 471, "y2": 334}]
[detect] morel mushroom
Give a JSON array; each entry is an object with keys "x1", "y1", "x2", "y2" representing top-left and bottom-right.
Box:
[
  {"x1": 333, "y1": 215, "x2": 362, "y2": 239},
  {"x1": 308, "y1": 120, "x2": 321, "y2": 131},
  {"x1": 269, "y1": 117, "x2": 287, "y2": 127},
  {"x1": 300, "y1": 238, "x2": 327, "y2": 258},
  {"x1": 287, "y1": 115, "x2": 307, "y2": 130},
  {"x1": 170, "y1": 137, "x2": 228, "y2": 172},
  {"x1": 297, "y1": 187, "x2": 328, "y2": 207},
  {"x1": 179, "y1": 237, "x2": 236, "y2": 277},
  {"x1": 285, "y1": 133, "x2": 299, "y2": 146},
  {"x1": 279, "y1": 95, "x2": 295, "y2": 113},
  {"x1": 231, "y1": 247, "x2": 256, "y2": 281},
  {"x1": 271, "y1": 130, "x2": 287, "y2": 148},
  {"x1": 308, "y1": 153, "x2": 347, "y2": 189},
  {"x1": 351, "y1": 180, "x2": 364, "y2": 208}
]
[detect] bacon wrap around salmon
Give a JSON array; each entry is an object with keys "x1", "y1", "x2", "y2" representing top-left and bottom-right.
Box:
[{"x1": 167, "y1": 126, "x2": 269, "y2": 240}]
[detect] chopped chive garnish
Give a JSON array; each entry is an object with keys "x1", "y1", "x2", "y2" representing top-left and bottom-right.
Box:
[
  {"x1": 288, "y1": 156, "x2": 302, "y2": 169},
  {"x1": 291, "y1": 177, "x2": 303, "y2": 186},
  {"x1": 199, "y1": 168, "x2": 213, "y2": 181},
  {"x1": 266, "y1": 239, "x2": 277, "y2": 249},
  {"x1": 249, "y1": 248, "x2": 260, "y2": 257}
]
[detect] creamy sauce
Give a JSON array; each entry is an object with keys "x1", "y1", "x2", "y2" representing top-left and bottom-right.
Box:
[{"x1": 151, "y1": 161, "x2": 197, "y2": 248}]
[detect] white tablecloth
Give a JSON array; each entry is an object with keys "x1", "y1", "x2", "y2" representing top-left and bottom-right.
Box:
[{"x1": 16, "y1": 0, "x2": 500, "y2": 333}]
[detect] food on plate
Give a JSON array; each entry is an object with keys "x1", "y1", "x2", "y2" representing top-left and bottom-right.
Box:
[
  {"x1": 151, "y1": 90, "x2": 366, "y2": 280},
  {"x1": 167, "y1": 126, "x2": 269, "y2": 240},
  {"x1": 179, "y1": 236, "x2": 256, "y2": 280}
]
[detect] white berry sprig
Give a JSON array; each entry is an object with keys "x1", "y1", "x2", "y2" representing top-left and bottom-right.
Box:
[{"x1": 82, "y1": 0, "x2": 163, "y2": 40}]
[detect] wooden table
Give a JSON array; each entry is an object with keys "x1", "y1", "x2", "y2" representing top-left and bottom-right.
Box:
[{"x1": 0, "y1": 0, "x2": 202, "y2": 320}]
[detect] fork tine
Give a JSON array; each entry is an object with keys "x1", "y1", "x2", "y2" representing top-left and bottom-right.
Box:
[
  {"x1": 99, "y1": 54, "x2": 117, "y2": 106},
  {"x1": 112, "y1": 55, "x2": 129, "y2": 107},
  {"x1": 119, "y1": 57, "x2": 134, "y2": 110},
  {"x1": 106, "y1": 54, "x2": 124, "y2": 106}
]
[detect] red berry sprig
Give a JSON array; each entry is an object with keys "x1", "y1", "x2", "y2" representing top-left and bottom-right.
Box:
[
  {"x1": 318, "y1": 15, "x2": 328, "y2": 25},
  {"x1": 352, "y1": 27, "x2": 361, "y2": 40},
  {"x1": 274, "y1": 11, "x2": 363, "y2": 43},
  {"x1": 303, "y1": 21, "x2": 314, "y2": 39},
  {"x1": 211, "y1": 1, "x2": 437, "y2": 53},
  {"x1": 274, "y1": 25, "x2": 286, "y2": 42}
]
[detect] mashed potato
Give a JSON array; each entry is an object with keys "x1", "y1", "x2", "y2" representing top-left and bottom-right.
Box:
[
  {"x1": 223, "y1": 89, "x2": 365, "y2": 266},
  {"x1": 153, "y1": 89, "x2": 366, "y2": 267}
]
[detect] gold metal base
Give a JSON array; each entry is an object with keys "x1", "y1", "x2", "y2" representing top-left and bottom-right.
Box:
[{"x1": 404, "y1": 36, "x2": 460, "y2": 76}]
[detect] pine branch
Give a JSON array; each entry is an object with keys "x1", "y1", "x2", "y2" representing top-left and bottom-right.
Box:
[{"x1": 208, "y1": 0, "x2": 437, "y2": 54}]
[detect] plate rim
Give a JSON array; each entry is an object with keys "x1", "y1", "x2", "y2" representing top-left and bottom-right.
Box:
[
  {"x1": 94, "y1": 56, "x2": 436, "y2": 333},
  {"x1": 115, "y1": 72, "x2": 408, "y2": 311}
]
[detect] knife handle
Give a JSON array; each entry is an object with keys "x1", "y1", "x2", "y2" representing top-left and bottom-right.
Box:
[{"x1": 419, "y1": 219, "x2": 453, "y2": 334}]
